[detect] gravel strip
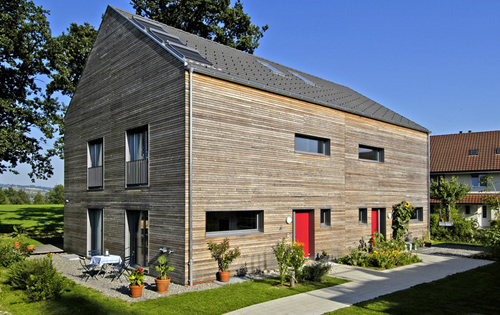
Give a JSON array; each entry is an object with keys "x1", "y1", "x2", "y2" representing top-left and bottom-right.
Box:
[
  {"x1": 49, "y1": 254, "x2": 277, "y2": 302},
  {"x1": 416, "y1": 243, "x2": 487, "y2": 258}
]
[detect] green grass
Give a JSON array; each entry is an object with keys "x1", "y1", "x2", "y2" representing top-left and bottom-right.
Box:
[
  {"x1": 0, "y1": 204, "x2": 63, "y2": 245},
  {"x1": 0, "y1": 269, "x2": 348, "y2": 315},
  {"x1": 328, "y1": 262, "x2": 500, "y2": 315}
]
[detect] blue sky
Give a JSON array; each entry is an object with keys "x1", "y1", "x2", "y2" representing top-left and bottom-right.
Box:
[{"x1": 2, "y1": 0, "x2": 500, "y2": 187}]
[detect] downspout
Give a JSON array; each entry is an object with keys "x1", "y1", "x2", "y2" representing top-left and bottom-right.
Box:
[
  {"x1": 188, "y1": 66, "x2": 194, "y2": 286},
  {"x1": 427, "y1": 134, "x2": 431, "y2": 241}
]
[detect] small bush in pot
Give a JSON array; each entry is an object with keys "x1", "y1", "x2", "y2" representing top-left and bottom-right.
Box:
[
  {"x1": 155, "y1": 254, "x2": 175, "y2": 293},
  {"x1": 128, "y1": 268, "x2": 145, "y2": 298},
  {"x1": 207, "y1": 238, "x2": 241, "y2": 282}
]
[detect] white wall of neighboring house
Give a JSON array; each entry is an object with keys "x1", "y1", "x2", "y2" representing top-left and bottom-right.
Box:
[{"x1": 432, "y1": 172, "x2": 500, "y2": 227}]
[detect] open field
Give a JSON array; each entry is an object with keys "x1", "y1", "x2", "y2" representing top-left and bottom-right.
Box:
[
  {"x1": 0, "y1": 269, "x2": 347, "y2": 315},
  {"x1": 328, "y1": 262, "x2": 500, "y2": 315},
  {"x1": 0, "y1": 204, "x2": 64, "y2": 245}
]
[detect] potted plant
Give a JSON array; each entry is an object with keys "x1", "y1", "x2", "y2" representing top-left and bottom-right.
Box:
[
  {"x1": 128, "y1": 267, "x2": 145, "y2": 298},
  {"x1": 154, "y1": 254, "x2": 175, "y2": 293},
  {"x1": 207, "y1": 238, "x2": 241, "y2": 282}
]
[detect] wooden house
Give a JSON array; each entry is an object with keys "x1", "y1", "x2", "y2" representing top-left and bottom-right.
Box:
[{"x1": 64, "y1": 6, "x2": 430, "y2": 284}]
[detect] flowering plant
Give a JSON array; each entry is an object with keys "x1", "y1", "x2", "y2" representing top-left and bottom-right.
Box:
[
  {"x1": 128, "y1": 268, "x2": 145, "y2": 286},
  {"x1": 207, "y1": 238, "x2": 241, "y2": 271}
]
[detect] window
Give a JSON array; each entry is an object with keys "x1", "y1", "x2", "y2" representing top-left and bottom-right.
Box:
[
  {"x1": 320, "y1": 209, "x2": 331, "y2": 227},
  {"x1": 257, "y1": 60, "x2": 285, "y2": 75},
  {"x1": 358, "y1": 145, "x2": 384, "y2": 162},
  {"x1": 88, "y1": 139, "x2": 103, "y2": 189},
  {"x1": 469, "y1": 149, "x2": 478, "y2": 156},
  {"x1": 359, "y1": 208, "x2": 367, "y2": 224},
  {"x1": 126, "y1": 126, "x2": 148, "y2": 186},
  {"x1": 430, "y1": 175, "x2": 442, "y2": 184},
  {"x1": 483, "y1": 206, "x2": 488, "y2": 219},
  {"x1": 295, "y1": 134, "x2": 330, "y2": 155},
  {"x1": 410, "y1": 207, "x2": 424, "y2": 222},
  {"x1": 496, "y1": 148, "x2": 500, "y2": 154},
  {"x1": 465, "y1": 205, "x2": 471, "y2": 215},
  {"x1": 289, "y1": 71, "x2": 315, "y2": 85},
  {"x1": 206, "y1": 211, "x2": 263, "y2": 236},
  {"x1": 87, "y1": 209, "x2": 103, "y2": 255},
  {"x1": 126, "y1": 210, "x2": 148, "y2": 267},
  {"x1": 471, "y1": 174, "x2": 488, "y2": 187}
]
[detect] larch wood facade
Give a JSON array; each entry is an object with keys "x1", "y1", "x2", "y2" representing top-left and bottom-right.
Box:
[{"x1": 65, "y1": 7, "x2": 429, "y2": 284}]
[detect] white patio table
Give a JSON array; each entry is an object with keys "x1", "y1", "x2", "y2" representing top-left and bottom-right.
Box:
[{"x1": 91, "y1": 255, "x2": 122, "y2": 267}]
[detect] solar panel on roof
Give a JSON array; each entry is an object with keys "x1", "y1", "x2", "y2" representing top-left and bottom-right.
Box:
[
  {"x1": 289, "y1": 71, "x2": 315, "y2": 85},
  {"x1": 150, "y1": 29, "x2": 184, "y2": 46},
  {"x1": 256, "y1": 60, "x2": 285, "y2": 76},
  {"x1": 170, "y1": 43, "x2": 212, "y2": 65},
  {"x1": 132, "y1": 16, "x2": 164, "y2": 32}
]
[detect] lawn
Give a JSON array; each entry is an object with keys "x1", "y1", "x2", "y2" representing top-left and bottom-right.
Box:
[
  {"x1": 328, "y1": 262, "x2": 500, "y2": 315},
  {"x1": 0, "y1": 268, "x2": 348, "y2": 315},
  {"x1": 0, "y1": 204, "x2": 64, "y2": 245}
]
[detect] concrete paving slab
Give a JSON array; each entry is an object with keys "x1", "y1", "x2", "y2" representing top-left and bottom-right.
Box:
[
  {"x1": 32, "y1": 244, "x2": 64, "y2": 255},
  {"x1": 226, "y1": 254, "x2": 493, "y2": 315}
]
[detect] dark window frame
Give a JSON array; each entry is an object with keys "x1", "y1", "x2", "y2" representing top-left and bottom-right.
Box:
[
  {"x1": 358, "y1": 145, "x2": 385, "y2": 162},
  {"x1": 496, "y1": 148, "x2": 500, "y2": 154},
  {"x1": 469, "y1": 149, "x2": 479, "y2": 156},
  {"x1": 320, "y1": 209, "x2": 331, "y2": 227},
  {"x1": 359, "y1": 208, "x2": 368, "y2": 224},
  {"x1": 410, "y1": 207, "x2": 424, "y2": 222},
  {"x1": 294, "y1": 134, "x2": 331, "y2": 156},
  {"x1": 206, "y1": 210, "x2": 264, "y2": 237}
]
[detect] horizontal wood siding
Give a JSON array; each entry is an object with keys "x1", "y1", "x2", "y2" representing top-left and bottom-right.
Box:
[
  {"x1": 187, "y1": 73, "x2": 428, "y2": 282},
  {"x1": 64, "y1": 8, "x2": 187, "y2": 284}
]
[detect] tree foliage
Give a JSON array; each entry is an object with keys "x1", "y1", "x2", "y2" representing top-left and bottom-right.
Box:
[
  {"x1": 46, "y1": 184, "x2": 64, "y2": 204},
  {"x1": 33, "y1": 192, "x2": 47, "y2": 204},
  {"x1": 1, "y1": 0, "x2": 96, "y2": 180},
  {"x1": 391, "y1": 201, "x2": 414, "y2": 242},
  {"x1": 1, "y1": 187, "x2": 30, "y2": 204},
  {"x1": 480, "y1": 175, "x2": 500, "y2": 219},
  {"x1": 131, "y1": 0, "x2": 268, "y2": 54},
  {"x1": 430, "y1": 177, "x2": 471, "y2": 221}
]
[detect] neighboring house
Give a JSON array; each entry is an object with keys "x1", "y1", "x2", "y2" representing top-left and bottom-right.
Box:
[
  {"x1": 430, "y1": 130, "x2": 500, "y2": 227},
  {"x1": 64, "y1": 6, "x2": 430, "y2": 284}
]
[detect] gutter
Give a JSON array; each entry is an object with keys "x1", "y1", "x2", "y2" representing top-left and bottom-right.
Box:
[{"x1": 188, "y1": 67, "x2": 194, "y2": 286}]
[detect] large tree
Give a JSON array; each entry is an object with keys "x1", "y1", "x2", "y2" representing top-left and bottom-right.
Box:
[
  {"x1": 46, "y1": 184, "x2": 64, "y2": 204},
  {"x1": 430, "y1": 177, "x2": 471, "y2": 221},
  {"x1": 131, "y1": 0, "x2": 268, "y2": 53},
  {"x1": 1, "y1": 0, "x2": 96, "y2": 179}
]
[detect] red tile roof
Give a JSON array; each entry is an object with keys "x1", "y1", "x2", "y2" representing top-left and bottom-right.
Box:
[
  {"x1": 430, "y1": 130, "x2": 500, "y2": 172},
  {"x1": 431, "y1": 193, "x2": 499, "y2": 204}
]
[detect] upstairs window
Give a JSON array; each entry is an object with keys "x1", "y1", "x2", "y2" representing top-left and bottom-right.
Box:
[
  {"x1": 359, "y1": 208, "x2": 368, "y2": 224},
  {"x1": 206, "y1": 210, "x2": 264, "y2": 236},
  {"x1": 469, "y1": 149, "x2": 478, "y2": 156},
  {"x1": 496, "y1": 148, "x2": 500, "y2": 154},
  {"x1": 126, "y1": 126, "x2": 148, "y2": 186},
  {"x1": 410, "y1": 207, "x2": 424, "y2": 222},
  {"x1": 87, "y1": 139, "x2": 103, "y2": 189},
  {"x1": 320, "y1": 209, "x2": 331, "y2": 227},
  {"x1": 295, "y1": 134, "x2": 330, "y2": 156},
  {"x1": 358, "y1": 145, "x2": 384, "y2": 162},
  {"x1": 471, "y1": 174, "x2": 487, "y2": 187}
]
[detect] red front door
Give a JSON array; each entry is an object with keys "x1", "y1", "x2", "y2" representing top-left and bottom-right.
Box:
[
  {"x1": 372, "y1": 209, "x2": 379, "y2": 236},
  {"x1": 295, "y1": 210, "x2": 314, "y2": 257}
]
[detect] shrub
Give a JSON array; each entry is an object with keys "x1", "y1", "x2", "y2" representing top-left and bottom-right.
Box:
[
  {"x1": 9, "y1": 257, "x2": 68, "y2": 301},
  {"x1": 338, "y1": 249, "x2": 370, "y2": 267},
  {"x1": 207, "y1": 238, "x2": 241, "y2": 272},
  {"x1": 478, "y1": 226, "x2": 500, "y2": 259},
  {"x1": 289, "y1": 242, "x2": 306, "y2": 283},
  {"x1": 0, "y1": 240, "x2": 33, "y2": 267},
  {"x1": 430, "y1": 213, "x2": 479, "y2": 243},
  {"x1": 302, "y1": 262, "x2": 331, "y2": 282},
  {"x1": 272, "y1": 238, "x2": 291, "y2": 285}
]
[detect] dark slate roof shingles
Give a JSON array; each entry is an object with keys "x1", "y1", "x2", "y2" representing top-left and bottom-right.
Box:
[{"x1": 114, "y1": 7, "x2": 428, "y2": 133}]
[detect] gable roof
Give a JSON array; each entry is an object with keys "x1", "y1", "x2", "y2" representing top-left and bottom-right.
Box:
[
  {"x1": 430, "y1": 130, "x2": 500, "y2": 173},
  {"x1": 112, "y1": 7, "x2": 429, "y2": 134}
]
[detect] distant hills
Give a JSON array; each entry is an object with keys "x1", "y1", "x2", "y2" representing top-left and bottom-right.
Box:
[{"x1": 0, "y1": 183, "x2": 53, "y2": 197}]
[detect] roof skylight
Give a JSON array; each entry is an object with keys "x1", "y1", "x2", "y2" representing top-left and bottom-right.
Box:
[
  {"x1": 257, "y1": 60, "x2": 285, "y2": 76},
  {"x1": 289, "y1": 71, "x2": 315, "y2": 85}
]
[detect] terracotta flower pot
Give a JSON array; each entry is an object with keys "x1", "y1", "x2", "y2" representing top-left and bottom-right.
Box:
[
  {"x1": 155, "y1": 277, "x2": 171, "y2": 293},
  {"x1": 129, "y1": 284, "x2": 144, "y2": 298},
  {"x1": 14, "y1": 241, "x2": 20, "y2": 249},
  {"x1": 217, "y1": 270, "x2": 230, "y2": 282}
]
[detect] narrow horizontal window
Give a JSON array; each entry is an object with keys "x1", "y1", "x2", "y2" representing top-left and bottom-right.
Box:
[
  {"x1": 410, "y1": 207, "x2": 423, "y2": 222},
  {"x1": 206, "y1": 211, "x2": 263, "y2": 236},
  {"x1": 469, "y1": 149, "x2": 478, "y2": 156},
  {"x1": 359, "y1": 145, "x2": 384, "y2": 162},
  {"x1": 320, "y1": 209, "x2": 331, "y2": 227},
  {"x1": 295, "y1": 134, "x2": 330, "y2": 156},
  {"x1": 359, "y1": 208, "x2": 367, "y2": 224}
]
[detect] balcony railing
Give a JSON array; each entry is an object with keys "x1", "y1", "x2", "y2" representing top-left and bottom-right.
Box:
[
  {"x1": 88, "y1": 166, "x2": 103, "y2": 188},
  {"x1": 126, "y1": 159, "x2": 148, "y2": 186}
]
